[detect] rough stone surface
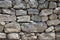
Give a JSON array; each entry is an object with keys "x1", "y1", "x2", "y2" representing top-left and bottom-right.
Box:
[
  {"x1": 37, "y1": 33, "x2": 55, "y2": 40},
  {"x1": 8, "y1": 33, "x2": 20, "y2": 40},
  {"x1": 40, "y1": 9, "x2": 53, "y2": 16},
  {"x1": 47, "y1": 19, "x2": 60, "y2": 26},
  {"x1": 0, "y1": 0, "x2": 12, "y2": 8},
  {"x1": 21, "y1": 22, "x2": 47, "y2": 33},
  {"x1": 49, "y1": 14, "x2": 57, "y2": 20},
  {"x1": 4, "y1": 22, "x2": 21, "y2": 33},
  {"x1": 49, "y1": 2, "x2": 57, "y2": 8}
]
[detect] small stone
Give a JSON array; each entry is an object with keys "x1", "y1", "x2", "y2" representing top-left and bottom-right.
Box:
[
  {"x1": 21, "y1": 22, "x2": 47, "y2": 33},
  {"x1": 19, "y1": 32, "x2": 25, "y2": 36},
  {"x1": 17, "y1": 16, "x2": 30, "y2": 22},
  {"x1": 47, "y1": 19, "x2": 60, "y2": 26},
  {"x1": 41, "y1": 16, "x2": 48, "y2": 21},
  {"x1": 58, "y1": 2, "x2": 60, "y2": 7},
  {"x1": 49, "y1": 2, "x2": 57, "y2": 8},
  {"x1": 28, "y1": 8, "x2": 39, "y2": 15},
  {"x1": 40, "y1": 9, "x2": 53, "y2": 16},
  {"x1": 29, "y1": 0, "x2": 38, "y2": 8},
  {"x1": 38, "y1": 1, "x2": 48, "y2": 9},
  {"x1": 45, "y1": 26, "x2": 54, "y2": 32},
  {"x1": 31, "y1": 15, "x2": 41, "y2": 21},
  {"x1": 14, "y1": 0, "x2": 26, "y2": 9},
  {"x1": 4, "y1": 22, "x2": 21, "y2": 33},
  {"x1": 37, "y1": 33, "x2": 55, "y2": 40},
  {"x1": 54, "y1": 7, "x2": 60, "y2": 14},
  {"x1": 0, "y1": 33, "x2": 6, "y2": 39},
  {"x1": 2, "y1": 9, "x2": 15, "y2": 15},
  {"x1": 16, "y1": 10, "x2": 27, "y2": 16},
  {"x1": 0, "y1": 1, "x2": 12, "y2": 8},
  {"x1": 49, "y1": 14, "x2": 57, "y2": 20},
  {"x1": 8, "y1": 33, "x2": 20, "y2": 40}
]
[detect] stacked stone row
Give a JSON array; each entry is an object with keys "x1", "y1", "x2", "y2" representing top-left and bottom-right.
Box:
[{"x1": 0, "y1": 0, "x2": 59, "y2": 40}]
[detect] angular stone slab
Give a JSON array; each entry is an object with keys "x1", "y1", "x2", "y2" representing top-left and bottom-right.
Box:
[
  {"x1": 21, "y1": 22, "x2": 47, "y2": 33},
  {"x1": 17, "y1": 16, "x2": 30, "y2": 22},
  {"x1": 0, "y1": 0, "x2": 12, "y2": 8},
  {"x1": 7, "y1": 33, "x2": 20, "y2": 40},
  {"x1": 16, "y1": 10, "x2": 27, "y2": 16},
  {"x1": 4, "y1": 22, "x2": 21, "y2": 33}
]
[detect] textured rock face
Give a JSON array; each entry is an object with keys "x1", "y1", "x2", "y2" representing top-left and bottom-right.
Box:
[
  {"x1": 17, "y1": 16, "x2": 30, "y2": 22},
  {"x1": 40, "y1": 9, "x2": 53, "y2": 16},
  {"x1": 0, "y1": 0, "x2": 59, "y2": 40},
  {"x1": 0, "y1": 0, "x2": 12, "y2": 8},
  {"x1": 4, "y1": 22, "x2": 21, "y2": 33},
  {"x1": 21, "y1": 22, "x2": 47, "y2": 33}
]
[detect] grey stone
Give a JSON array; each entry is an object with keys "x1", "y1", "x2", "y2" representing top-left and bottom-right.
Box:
[
  {"x1": 14, "y1": 0, "x2": 26, "y2": 9},
  {"x1": 38, "y1": 1, "x2": 48, "y2": 9},
  {"x1": 28, "y1": 0, "x2": 38, "y2": 8},
  {"x1": 28, "y1": 9, "x2": 39, "y2": 15},
  {"x1": 47, "y1": 19, "x2": 60, "y2": 26},
  {"x1": 58, "y1": 2, "x2": 60, "y2": 7},
  {"x1": 41, "y1": 16, "x2": 48, "y2": 21},
  {"x1": 49, "y1": 14, "x2": 57, "y2": 20},
  {"x1": 17, "y1": 16, "x2": 30, "y2": 22},
  {"x1": 0, "y1": 1, "x2": 12, "y2": 8},
  {"x1": 21, "y1": 22, "x2": 47, "y2": 33},
  {"x1": 16, "y1": 10, "x2": 27, "y2": 16},
  {"x1": 31, "y1": 15, "x2": 41, "y2": 21},
  {"x1": 0, "y1": 33, "x2": 6, "y2": 39},
  {"x1": 37, "y1": 33, "x2": 55, "y2": 40},
  {"x1": 8, "y1": 33, "x2": 20, "y2": 40},
  {"x1": 40, "y1": 9, "x2": 53, "y2": 16},
  {"x1": 54, "y1": 7, "x2": 60, "y2": 14},
  {"x1": 4, "y1": 22, "x2": 21, "y2": 33},
  {"x1": 58, "y1": 15, "x2": 60, "y2": 19},
  {"x1": 49, "y1": 2, "x2": 57, "y2": 8},
  {"x1": 2, "y1": 9, "x2": 15, "y2": 15}
]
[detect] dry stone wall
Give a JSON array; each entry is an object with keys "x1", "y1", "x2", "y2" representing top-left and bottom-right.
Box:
[{"x1": 0, "y1": 0, "x2": 60, "y2": 40}]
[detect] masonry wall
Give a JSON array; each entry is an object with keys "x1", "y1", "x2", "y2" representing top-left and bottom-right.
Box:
[{"x1": 0, "y1": 0, "x2": 60, "y2": 40}]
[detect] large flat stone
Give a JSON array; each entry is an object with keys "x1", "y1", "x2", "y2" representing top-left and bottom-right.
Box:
[{"x1": 21, "y1": 22, "x2": 47, "y2": 33}]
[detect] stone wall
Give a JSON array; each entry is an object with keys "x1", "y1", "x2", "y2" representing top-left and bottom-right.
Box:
[{"x1": 0, "y1": 0, "x2": 59, "y2": 40}]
